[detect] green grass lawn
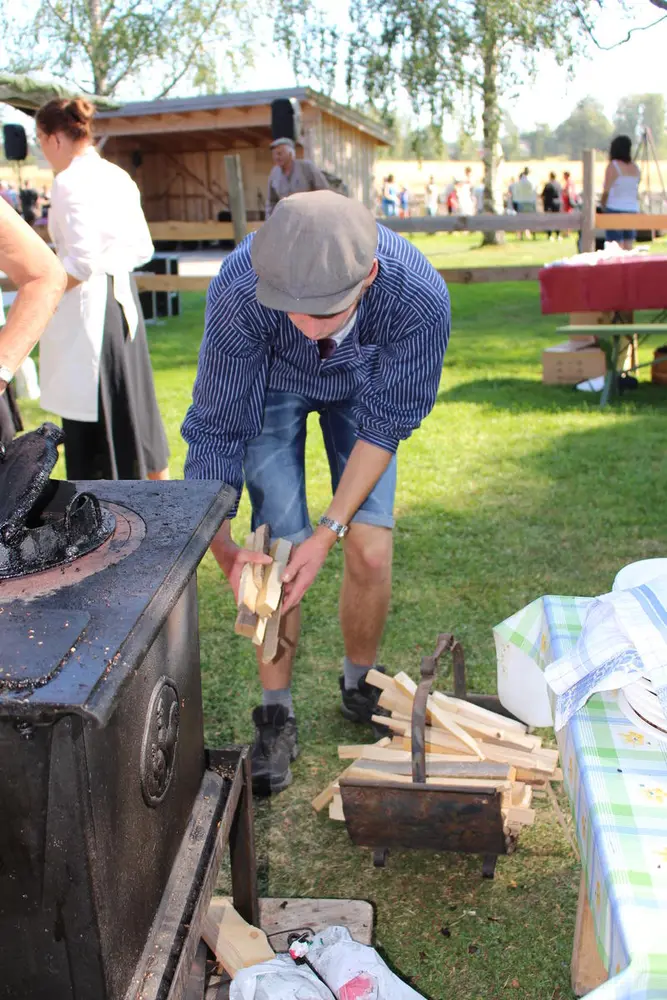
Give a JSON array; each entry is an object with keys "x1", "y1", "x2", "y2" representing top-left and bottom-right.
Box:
[{"x1": 18, "y1": 282, "x2": 667, "y2": 999}]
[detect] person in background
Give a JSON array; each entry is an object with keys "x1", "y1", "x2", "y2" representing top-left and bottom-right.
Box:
[
  {"x1": 399, "y1": 185, "x2": 410, "y2": 218},
  {"x1": 562, "y1": 171, "x2": 577, "y2": 213},
  {"x1": 35, "y1": 97, "x2": 170, "y2": 481},
  {"x1": 600, "y1": 135, "x2": 640, "y2": 250},
  {"x1": 513, "y1": 168, "x2": 537, "y2": 239},
  {"x1": 473, "y1": 180, "x2": 485, "y2": 214},
  {"x1": 266, "y1": 138, "x2": 329, "y2": 219},
  {"x1": 446, "y1": 180, "x2": 458, "y2": 214},
  {"x1": 456, "y1": 167, "x2": 475, "y2": 216},
  {"x1": 0, "y1": 196, "x2": 66, "y2": 446},
  {"x1": 425, "y1": 175, "x2": 439, "y2": 217},
  {"x1": 381, "y1": 174, "x2": 399, "y2": 216},
  {"x1": 19, "y1": 184, "x2": 39, "y2": 225},
  {"x1": 541, "y1": 171, "x2": 562, "y2": 241},
  {"x1": 0, "y1": 181, "x2": 18, "y2": 210},
  {"x1": 508, "y1": 177, "x2": 519, "y2": 213}
]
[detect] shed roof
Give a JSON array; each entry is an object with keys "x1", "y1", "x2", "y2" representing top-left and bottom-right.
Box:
[{"x1": 95, "y1": 87, "x2": 392, "y2": 145}]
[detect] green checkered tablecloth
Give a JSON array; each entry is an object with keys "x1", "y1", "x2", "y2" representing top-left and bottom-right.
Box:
[{"x1": 502, "y1": 596, "x2": 667, "y2": 999}]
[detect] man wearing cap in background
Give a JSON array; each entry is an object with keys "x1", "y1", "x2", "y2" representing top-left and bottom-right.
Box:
[
  {"x1": 266, "y1": 137, "x2": 329, "y2": 218},
  {"x1": 183, "y1": 190, "x2": 450, "y2": 795}
]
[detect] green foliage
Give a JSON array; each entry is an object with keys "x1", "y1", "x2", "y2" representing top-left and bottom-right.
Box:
[
  {"x1": 0, "y1": 0, "x2": 259, "y2": 97},
  {"x1": 553, "y1": 95, "x2": 613, "y2": 158},
  {"x1": 520, "y1": 123, "x2": 556, "y2": 160},
  {"x1": 614, "y1": 93, "x2": 666, "y2": 154}
]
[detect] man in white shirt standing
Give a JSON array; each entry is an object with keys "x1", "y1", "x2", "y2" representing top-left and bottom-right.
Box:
[{"x1": 266, "y1": 138, "x2": 329, "y2": 219}]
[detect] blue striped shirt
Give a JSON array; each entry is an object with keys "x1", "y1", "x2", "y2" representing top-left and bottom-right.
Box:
[{"x1": 182, "y1": 224, "x2": 450, "y2": 516}]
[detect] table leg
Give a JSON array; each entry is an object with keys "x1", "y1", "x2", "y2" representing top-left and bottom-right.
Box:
[
  {"x1": 571, "y1": 871, "x2": 608, "y2": 996},
  {"x1": 600, "y1": 335, "x2": 621, "y2": 408}
]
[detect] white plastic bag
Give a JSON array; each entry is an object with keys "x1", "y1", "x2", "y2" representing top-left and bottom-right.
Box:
[
  {"x1": 307, "y1": 926, "x2": 426, "y2": 1000},
  {"x1": 230, "y1": 953, "x2": 333, "y2": 1000}
]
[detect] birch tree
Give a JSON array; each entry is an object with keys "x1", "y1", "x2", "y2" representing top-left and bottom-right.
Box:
[{"x1": 0, "y1": 0, "x2": 258, "y2": 98}]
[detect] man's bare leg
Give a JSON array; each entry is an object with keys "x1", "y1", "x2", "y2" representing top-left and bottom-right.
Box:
[{"x1": 340, "y1": 523, "x2": 393, "y2": 666}]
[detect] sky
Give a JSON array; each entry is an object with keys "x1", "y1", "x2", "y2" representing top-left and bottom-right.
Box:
[{"x1": 3, "y1": 0, "x2": 667, "y2": 137}]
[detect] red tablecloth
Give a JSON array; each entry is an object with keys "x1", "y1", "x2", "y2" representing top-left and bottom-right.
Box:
[{"x1": 539, "y1": 255, "x2": 667, "y2": 315}]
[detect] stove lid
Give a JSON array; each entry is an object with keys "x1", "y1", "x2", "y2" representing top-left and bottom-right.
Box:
[
  {"x1": 0, "y1": 422, "x2": 62, "y2": 543},
  {"x1": 0, "y1": 607, "x2": 90, "y2": 692}
]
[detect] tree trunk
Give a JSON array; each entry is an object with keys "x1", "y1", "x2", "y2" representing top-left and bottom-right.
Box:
[
  {"x1": 88, "y1": 0, "x2": 108, "y2": 94},
  {"x1": 480, "y1": 25, "x2": 503, "y2": 246}
]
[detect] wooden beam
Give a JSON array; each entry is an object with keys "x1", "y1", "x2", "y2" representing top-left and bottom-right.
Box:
[
  {"x1": 595, "y1": 212, "x2": 667, "y2": 230},
  {"x1": 130, "y1": 265, "x2": 542, "y2": 296},
  {"x1": 224, "y1": 154, "x2": 248, "y2": 245},
  {"x1": 383, "y1": 212, "x2": 582, "y2": 234},
  {"x1": 134, "y1": 274, "x2": 210, "y2": 293},
  {"x1": 148, "y1": 220, "x2": 261, "y2": 241},
  {"x1": 94, "y1": 105, "x2": 272, "y2": 138},
  {"x1": 437, "y1": 265, "x2": 542, "y2": 284}
]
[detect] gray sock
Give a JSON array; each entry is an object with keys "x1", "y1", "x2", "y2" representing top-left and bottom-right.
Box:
[
  {"x1": 343, "y1": 656, "x2": 374, "y2": 690},
  {"x1": 262, "y1": 687, "x2": 294, "y2": 718}
]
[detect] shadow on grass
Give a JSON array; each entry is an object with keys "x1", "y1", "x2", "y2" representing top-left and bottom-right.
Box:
[{"x1": 437, "y1": 376, "x2": 667, "y2": 414}]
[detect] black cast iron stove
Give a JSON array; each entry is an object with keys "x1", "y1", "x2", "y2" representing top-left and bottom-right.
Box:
[{"x1": 0, "y1": 424, "x2": 254, "y2": 1000}]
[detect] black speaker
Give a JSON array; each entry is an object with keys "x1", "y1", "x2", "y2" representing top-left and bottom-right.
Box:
[
  {"x1": 3, "y1": 124, "x2": 27, "y2": 161},
  {"x1": 271, "y1": 99, "x2": 300, "y2": 142}
]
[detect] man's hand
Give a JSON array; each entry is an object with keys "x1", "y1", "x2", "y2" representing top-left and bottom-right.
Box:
[
  {"x1": 210, "y1": 523, "x2": 272, "y2": 603},
  {"x1": 281, "y1": 529, "x2": 336, "y2": 613}
]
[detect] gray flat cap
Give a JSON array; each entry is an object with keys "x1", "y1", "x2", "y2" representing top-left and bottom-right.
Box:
[
  {"x1": 270, "y1": 137, "x2": 295, "y2": 151},
  {"x1": 252, "y1": 190, "x2": 378, "y2": 314}
]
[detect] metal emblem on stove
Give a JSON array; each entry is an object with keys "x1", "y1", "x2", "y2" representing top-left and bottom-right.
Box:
[{"x1": 140, "y1": 677, "x2": 180, "y2": 806}]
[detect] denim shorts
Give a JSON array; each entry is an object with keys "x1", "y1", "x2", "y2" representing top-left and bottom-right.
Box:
[
  {"x1": 601, "y1": 207, "x2": 636, "y2": 242},
  {"x1": 243, "y1": 390, "x2": 397, "y2": 544}
]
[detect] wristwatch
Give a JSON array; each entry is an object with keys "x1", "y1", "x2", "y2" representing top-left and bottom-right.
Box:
[
  {"x1": 318, "y1": 515, "x2": 349, "y2": 540},
  {"x1": 0, "y1": 365, "x2": 13, "y2": 386}
]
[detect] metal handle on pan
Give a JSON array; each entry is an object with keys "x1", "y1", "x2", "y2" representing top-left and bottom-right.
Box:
[{"x1": 411, "y1": 632, "x2": 465, "y2": 783}]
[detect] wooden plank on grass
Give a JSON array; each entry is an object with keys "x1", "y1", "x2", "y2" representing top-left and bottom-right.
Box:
[{"x1": 201, "y1": 898, "x2": 274, "y2": 978}]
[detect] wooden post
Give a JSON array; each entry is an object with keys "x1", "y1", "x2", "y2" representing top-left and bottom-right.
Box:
[
  {"x1": 581, "y1": 149, "x2": 596, "y2": 252},
  {"x1": 224, "y1": 154, "x2": 248, "y2": 245}
]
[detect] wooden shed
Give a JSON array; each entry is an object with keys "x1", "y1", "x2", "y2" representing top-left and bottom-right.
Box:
[{"x1": 94, "y1": 88, "x2": 391, "y2": 223}]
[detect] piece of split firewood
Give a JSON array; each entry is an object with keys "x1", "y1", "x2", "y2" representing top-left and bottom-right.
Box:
[
  {"x1": 329, "y1": 793, "x2": 345, "y2": 821},
  {"x1": 256, "y1": 538, "x2": 292, "y2": 617},
  {"x1": 261, "y1": 597, "x2": 282, "y2": 663},
  {"x1": 234, "y1": 606, "x2": 258, "y2": 639},
  {"x1": 252, "y1": 524, "x2": 271, "y2": 588},
  {"x1": 238, "y1": 564, "x2": 259, "y2": 614},
  {"x1": 251, "y1": 616, "x2": 268, "y2": 646}
]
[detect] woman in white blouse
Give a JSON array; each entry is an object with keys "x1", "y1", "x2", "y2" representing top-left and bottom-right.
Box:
[{"x1": 36, "y1": 98, "x2": 169, "y2": 480}]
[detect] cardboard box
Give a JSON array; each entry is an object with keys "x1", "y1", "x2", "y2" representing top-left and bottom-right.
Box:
[{"x1": 542, "y1": 342, "x2": 606, "y2": 385}]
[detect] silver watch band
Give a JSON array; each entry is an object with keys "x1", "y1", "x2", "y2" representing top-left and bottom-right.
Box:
[
  {"x1": 318, "y1": 515, "x2": 349, "y2": 539},
  {"x1": 0, "y1": 365, "x2": 13, "y2": 385}
]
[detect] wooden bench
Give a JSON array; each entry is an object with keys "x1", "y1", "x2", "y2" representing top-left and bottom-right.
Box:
[{"x1": 555, "y1": 324, "x2": 667, "y2": 406}]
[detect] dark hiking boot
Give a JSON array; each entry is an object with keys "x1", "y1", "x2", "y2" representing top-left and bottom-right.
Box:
[
  {"x1": 250, "y1": 705, "x2": 299, "y2": 797},
  {"x1": 339, "y1": 666, "x2": 391, "y2": 739}
]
